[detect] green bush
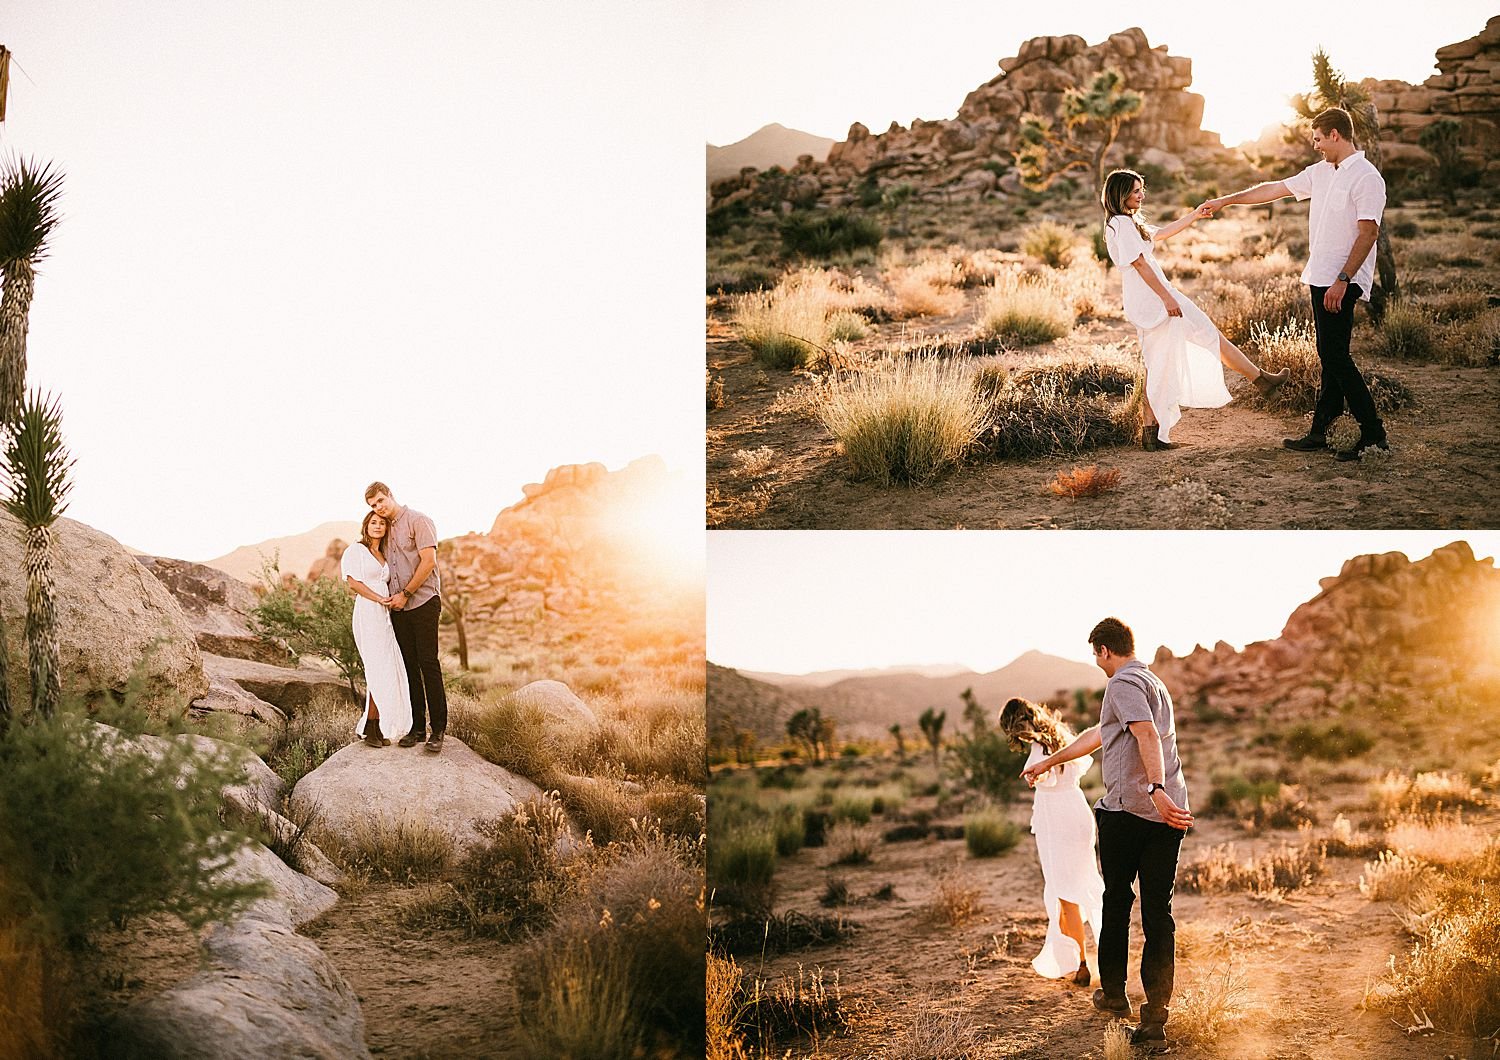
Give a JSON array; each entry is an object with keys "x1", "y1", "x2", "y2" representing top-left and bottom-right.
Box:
[
  {"x1": 1282, "y1": 722, "x2": 1374, "y2": 761},
  {"x1": 772, "y1": 805, "x2": 806, "y2": 856},
  {"x1": 964, "y1": 806, "x2": 1022, "y2": 857},
  {"x1": 780, "y1": 211, "x2": 883, "y2": 257},
  {"x1": 1378, "y1": 300, "x2": 1438, "y2": 360},
  {"x1": 709, "y1": 826, "x2": 777, "y2": 912},
  {"x1": 252, "y1": 567, "x2": 362, "y2": 697},
  {"x1": 1020, "y1": 220, "x2": 1078, "y2": 268}
]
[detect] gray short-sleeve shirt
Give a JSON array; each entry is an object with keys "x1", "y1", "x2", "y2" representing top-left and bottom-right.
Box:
[
  {"x1": 1095, "y1": 659, "x2": 1189, "y2": 823},
  {"x1": 387, "y1": 505, "x2": 440, "y2": 610}
]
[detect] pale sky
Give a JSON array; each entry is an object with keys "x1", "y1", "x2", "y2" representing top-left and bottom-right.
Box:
[
  {"x1": 708, "y1": 531, "x2": 1500, "y2": 675},
  {"x1": 4, "y1": 2, "x2": 703, "y2": 560},
  {"x1": 706, "y1": 2, "x2": 1492, "y2": 149}
]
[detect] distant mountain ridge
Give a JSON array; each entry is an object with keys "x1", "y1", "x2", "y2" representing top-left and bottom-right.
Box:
[
  {"x1": 203, "y1": 521, "x2": 361, "y2": 584},
  {"x1": 707, "y1": 123, "x2": 835, "y2": 185},
  {"x1": 710, "y1": 650, "x2": 1104, "y2": 744},
  {"x1": 743, "y1": 663, "x2": 975, "y2": 688}
]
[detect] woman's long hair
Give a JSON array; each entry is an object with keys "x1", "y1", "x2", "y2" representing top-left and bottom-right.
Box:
[
  {"x1": 358, "y1": 510, "x2": 386, "y2": 559},
  {"x1": 998, "y1": 697, "x2": 1074, "y2": 755},
  {"x1": 1100, "y1": 168, "x2": 1151, "y2": 242}
]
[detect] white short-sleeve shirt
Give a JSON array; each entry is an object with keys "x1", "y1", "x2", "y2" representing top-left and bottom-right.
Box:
[
  {"x1": 1104, "y1": 215, "x2": 1169, "y2": 331},
  {"x1": 1282, "y1": 150, "x2": 1385, "y2": 301}
]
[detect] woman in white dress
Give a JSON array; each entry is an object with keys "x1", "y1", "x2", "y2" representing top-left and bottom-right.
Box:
[
  {"x1": 340, "y1": 511, "x2": 414, "y2": 748},
  {"x1": 1001, "y1": 697, "x2": 1104, "y2": 986},
  {"x1": 1101, "y1": 169, "x2": 1288, "y2": 450}
]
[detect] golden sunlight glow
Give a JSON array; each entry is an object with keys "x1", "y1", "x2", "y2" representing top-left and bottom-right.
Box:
[{"x1": 609, "y1": 474, "x2": 706, "y2": 590}]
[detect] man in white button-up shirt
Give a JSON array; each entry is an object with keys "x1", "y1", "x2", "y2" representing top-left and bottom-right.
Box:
[{"x1": 1203, "y1": 108, "x2": 1390, "y2": 462}]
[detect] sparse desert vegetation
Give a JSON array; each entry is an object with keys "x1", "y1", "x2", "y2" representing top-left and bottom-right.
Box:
[{"x1": 709, "y1": 186, "x2": 1500, "y2": 529}]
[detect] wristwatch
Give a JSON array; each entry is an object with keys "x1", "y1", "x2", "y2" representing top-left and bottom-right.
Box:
[
  {"x1": 1336, "y1": 271, "x2": 1351, "y2": 283},
  {"x1": 1146, "y1": 782, "x2": 1166, "y2": 796}
]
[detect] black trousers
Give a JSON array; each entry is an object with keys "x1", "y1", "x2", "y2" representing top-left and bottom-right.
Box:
[
  {"x1": 1096, "y1": 808, "x2": 1185, "y2": 1027},
  {"x1": 1308, "y1": 283, "x2": 1383, "y2": 437},
  {"x1": 390, "y1": 595, "x2": 446, "y2": 735}
]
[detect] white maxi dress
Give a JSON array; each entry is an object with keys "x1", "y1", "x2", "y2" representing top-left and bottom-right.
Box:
[
  {"x1": 1024, "y1": 741, "x2": 1105, "y2": 979},
  {"x1": 339, "y1": 543, "x2": 414, "y2": 741},
  {"x1": 1105, "y1": 214, "x2": 1232, "y2": 442}
]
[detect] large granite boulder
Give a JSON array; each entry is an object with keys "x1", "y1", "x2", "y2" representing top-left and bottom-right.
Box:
[
  {"x1": 511, "y1": 679, "x2": 599, "y2": 748},
  {"x1": 290, "y1": 736, "x2": 547, "y2": 852},
  {"x1": 136, "y1": 556, "x2": 283, "y2": 664},
  {"x1": 201, "y1": 653, "x2": 351, "y2": 716},
  {"x1": 0, "y1": 512, "x2": 205, "y2": 714},
  {"x1": 116, "y1": 905, "x2": 367, "y2": 1060}
]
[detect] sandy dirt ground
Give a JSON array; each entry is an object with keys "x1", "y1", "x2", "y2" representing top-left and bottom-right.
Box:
[
  {"x1": 722, "y1": 783, "x2": 1492, "y2": 1059},
  {"x1": 707, "y1": 306, "x2": 1500, "y2": 531}
]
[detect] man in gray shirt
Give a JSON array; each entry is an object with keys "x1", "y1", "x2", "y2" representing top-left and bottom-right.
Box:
[
  {"x1": 365, "y1": 482, "x2": 447, "y2": 753},
  {"x1": 1022, "y1": 617, "x2": 1192, "y2": 1049}
]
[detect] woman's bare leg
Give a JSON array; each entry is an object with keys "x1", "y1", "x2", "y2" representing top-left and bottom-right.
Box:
[
  {"x1": 1058, "y1": 898, "x2": 1088, "y2": 968},
  {"x1": 1218, "y1": 334, "x2": 1262, "y2": 381}
]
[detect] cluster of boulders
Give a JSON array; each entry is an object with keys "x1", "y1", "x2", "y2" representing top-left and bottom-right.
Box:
[
  {"x1": 1363, "y1": 15, "x2": 1500, "y2": 179},
  {"x1": 1152, "y1": 541, "x2": 1500, "y2": 718},
  {"x1": 710, "y1": 27, "x2": 1232, "y2": 211}
]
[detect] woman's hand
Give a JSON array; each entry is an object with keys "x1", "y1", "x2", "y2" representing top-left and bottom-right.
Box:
[{"x1": 1162, "y1": 295, "x2": 1183, "y2": 317}]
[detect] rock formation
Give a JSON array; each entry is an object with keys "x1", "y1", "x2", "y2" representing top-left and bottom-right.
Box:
[
  {"x1": 0, "y1": 512, "x2": 205, "y2": 714},
  {"x1": 306, "y1": 538, "x2": 347, "y2": 581},
  {"x1": 511, "y1": 678, "x2": 600, "y2": 749},
  {"x1": 710, "y1": 27, "x2": 1231, "y2": 211},
  {"x1": 1152, "y1": 541, "x2": 1500, "y2": 718},
  {"x1": 1364, "y1": 15, "x2": 1500, "y2": 179},
  {"x1": 290, "y1": 736, "x2": 548, "y2": 853}
]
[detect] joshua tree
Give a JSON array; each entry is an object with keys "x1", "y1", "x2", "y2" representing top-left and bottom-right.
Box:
[
  {"x1": 888, "y1": 722, "x2": 906, "y2": 763},
  {"x1": 1418, "y1": 119, "x2": 1472, "y2": 205},
  {"x1": 918, "y1": 706, "x2": 946, "y2": 773},
  {"x1": 786, "y1": 707, "x2": 825, "y2": 763},
  {"x1": 0, "y1": 158, "x2": 65, "y2": 423},
  {"x1": 1, "y1": 391, "x2": 74, "y2": 719},
  {"x1": 1016, "y1": 68, "x2": 1143, "y2": 192},
  {"x1": 1290, "y1": 49, "x2": 1398, "y2": 318}
]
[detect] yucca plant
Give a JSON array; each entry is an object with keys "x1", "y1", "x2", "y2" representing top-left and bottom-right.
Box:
[
  {"x1": 0, "y1": 158, "x2": 65, "y2": 422},
  {"x1": 1, "y1": 391, "x2": 75, "y2": 718}
]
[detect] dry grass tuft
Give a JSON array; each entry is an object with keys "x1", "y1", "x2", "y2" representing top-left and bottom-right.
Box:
[
  {"x1": 1179, "y1": 836, "x2": 1325, "y2": 897},
  {"x1": 817, "y1": 356, "x2": 990, "y2": 485},
  {"x1": 885, "y1": 258, "x2": 968, "y2": 318},
  {"x1": 706, "y1": 952, "x2": 749, "y2": 1060},
  {"x1": 1372, "y1": 770, "x2": 1489, "y2": 816},
  {"x1": 1359, "y1": 849, "x2": 1434, "y2": 902},
  {"x1": 826, "y1": 820, "x2": 877, "y2": 866},
  {"x1": 1020, "y1": 219, "x2": 1079, "y2": 269},
  {"x1": 316, "y1": 814, "x2": 456, "y2": 883},
  {"x1": 1201, "y1": 274, "x2": 1307, "y2": 345},
  {"x1": 1323, "y1": 813, "x2": 1384, "y2": 858},
  {"x1": 1102, "y1": 1020, "x2": 1133, "y2": 1060},
  {"x1": 974, "y1": 360, "x2": 1135, "y2": 459},
  {"x1": 976, "y1": 273, "x2": 1075, "y2": 346},
  {"x1": 1245, "y1": 319, "x2": 1412, "y2": 415},
  {"x1": 1048, "y1": 464, "x2": 1122, "y2": 499},
  {"x1": 883, "y1": 1006, "x2": 981, "y2": 1060},
  {"x1": 926, "y1": 866, "x2": 983, "y2": 926},
  {"x1": 1385, "y1": 811, "x2": 1493, "y2": 868},
  {"x1": 1164, "y1": 477, "x2": 1230, "y2": 530},
  {"x1": 741, "y1": 964, "x2": 850, "y2": 1050},
  {"x1": 1170, "y1": 964, "x2": 1250, "y2": 1045}
]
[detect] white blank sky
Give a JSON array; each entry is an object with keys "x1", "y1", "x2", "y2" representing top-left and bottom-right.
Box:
[
  {"x1": 706, "y1": 2, "x2": 1492, "y2": 148},
  {"x1": 4, "y1": 1, "x2": 702, "y2": 559},
  {"x1": 708, "y1": 531, "x2": 1500, "y2": 674}
]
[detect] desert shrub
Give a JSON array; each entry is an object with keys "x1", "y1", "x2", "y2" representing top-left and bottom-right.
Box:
[
  {"x1": 826, "y1": 821, "x2": 877, "y2": 866},
  {"x1": 772, "y1": 805, "x2": 807, "y2": 856},
  {"x1": 976, "y1": 368, "x2": 1133, "y2": 459},
  {"x1": 816, "y1": 356, "x2": 989, "y2": 485},
  {"x1": 319, "y1": 814, "x2": 455, "y2": 883},
  {"x1": 866, "y1": 782, "x2": 907, "y2": 816},
  {"x1": 829, "y1": 790, "x2": 874, "y2": 824},
  {"x1": 1324, "y1": 813, "x2": 1384, "y2": 858},
  {"x1": 781, "y1": 210, "x2": 883, "y2": 257},
  {"x1": 706, "y1": 953, "x2": 749, "y2": 1060},
  {"x1": 1202, "y1": 274, "x2": 1308, "y2": 345},
  {"x1": 963, "y1": 806, "x2": 1022, "y2": 857},
  {"x1": 1164, "y1": 476, "x2": 1231, "y2": 529},
  {"x1": 1359, "y1": 849, "x2": 1433, "y2": 902},
  {"x1": 926, "y1": 867, "x2": 982, "y2": 926},
  {"x1": 1012, "y1": 359, "x2": 1136, "y2": 398},
  {"x1": 1378, "y1": 299, "x2": 1438, "y2": 359},
  {"x1": 252, "y1": 569, "x2": 362, "y2": 697},
  {"x1": 399, "y1": 798, "x2": 582, "y2": 936},
  {"x1": 710, "y1": 909, "x2": 856, "y2": 957},
  {"x1": 1390, "y1": 219, "x2": 1421, "y2": 239},
  {"x1": 732, "y1": 287, "x2": 828, "y2": 369},
  {"x1": 976, "y1": 274, "x2": 1074, "y2": 346},
  {"x1": 1205, "y1": 771, "x2": 1279, "y2": 816},
  {"x1": 884, "y1": 1008, "x2": 981, "y2": 1060},
  {"x1": 1170, "y1": 965, "x2": 1249, "y2": 1046},
  {"x1": 1209, "y1": 780, "x2": 1316, "y2": 833},
  {"x1": 707, "y1": 369, "x2": 725, "y2": 410},
  {"x1": 1281, "y1": 721, "x2": 1374, "y2": 761},
  {"x1": 1373, "y1": 771, "x2": 1489, "y2": 816},
  {"x1": 1049, "y1": 464, "x2": 1122, "y2": 498},
  {"x1": 1246, "y1": 320, "x2": 1412, "y2": 415},
  {"x1": 1373, "y1": 883, "x2": 1500, "y2": 1038},
  {"x1": 462, "y1": 694, "x2": 563, "y2": 787},
  {"x1": 885, "y1": 259, "x2": 967, "y2": 318},
  {"x1": 709, "y1": 826, "x2": 777, "y2": 913},
  {"x1": 825, "y1": 309, "x2": 869, "y2": 342},
  {"x1": 738, "y1": 965, "x2": 849, "y2": 1051},
  {"x1": 1178, "y1": 837, "x2": 1325, "y2": 896},
  {"x1": 1020, "y1": 219, "x2": 1078, "y2": 268},
  {"x1": 262, "y1": 685, "x2": 357, "y2": 786},
  {"x1": 952, "y1": 727, "x2": 1026, "y2": 799},
  {"x1": 1387, "y1": 811, "x2": 1493, "y2": 868},
  {"x1": 707, "y1": 265, "x2": 776, "y2": 295},
  {"x1": 515, "y1": 842, "x2": 705, "y2": 1059}
]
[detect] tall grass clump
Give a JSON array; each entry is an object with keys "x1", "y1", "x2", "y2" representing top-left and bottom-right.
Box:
[
  {"x1": 1178, "y1": 837, "x2": 1325, "y2": 896},
  {"x1": 1378, "y1": 300, "x2": 1438, "y2": 359},
  {"x1": 963, "y1": 805, "x2": 1022, "y2": 857},
  {"x1": 884, "y1": 258, "x2": 967, "y2": 318},
  {"x1": 709, "y1": 825, "x2": 777, "y2": 913},
  {"x1": 817, "y1": 356, "x2": 989, "y2": 485},
  {"x1": 781, "y1": 211, "x2": 883, "y2": 257},
  {"x1": 732, "y1": 286, "x2": 830, "y2": 369},
  {"x1": 1247, "y1": 320, "x2": 1412, "y2": 415},
  {"x1": 1020, "y1": 219, "x2": 1079, "y2": 268},
  {"x1": 317, "y1": 814, "x2": 456, "y2": 883},
  {"x1": 1203, "y1": 274, "x2": 1307, "y2": 345},
  {"x1": 977, "y1": 273, "x2": 1074, "y2": 346},
  {"x1": 514, "y1": 841, "x2": 705, "y2": 1060},
  {"x1": 1170, "y1": 965, "x2": 1249, "y2": 1045}
]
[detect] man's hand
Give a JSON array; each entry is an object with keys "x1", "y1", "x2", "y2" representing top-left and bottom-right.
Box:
[
  {"x1": 391, "y1": 590, "x2": 408, "y2": 611},
  {"x1": 1323, "y1": 282, "x2": 1348, "y2": 313},
  {"x1": 1200, "y1": 197, "x2": 1228, "y2": 214},
  {"x1": 1151, "y1": 788, "x2": 1194, "y2": 831},
  {"x1": 1193, "y1": 202, "x2": 1216, "y2": 219},
  {"x1": 1021, "y1": 762, "x2": 1050, "y2": 788}
]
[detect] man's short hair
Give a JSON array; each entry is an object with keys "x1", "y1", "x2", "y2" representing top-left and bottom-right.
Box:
[
  {"x1": 364, "y1": 481, "x2": 392, "y2": 503},
  {"x1": 1311, "y1": 107, "x2": 1355, "y2": 142},
  {"x1": 1089, "y1": 617, "x2": 1135, "y2": 657}
]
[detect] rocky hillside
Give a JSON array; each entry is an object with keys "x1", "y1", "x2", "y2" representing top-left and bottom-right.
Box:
[
  {"x1": 709, "y1": 26, "x2": 1231, "y2": 211},
  {"x1": 1364, "y1": 15, "x2": 1500, "y2": 179},
  {"x1": 1152, "y1": 541, "x2": 1500, "y2": 722}
]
